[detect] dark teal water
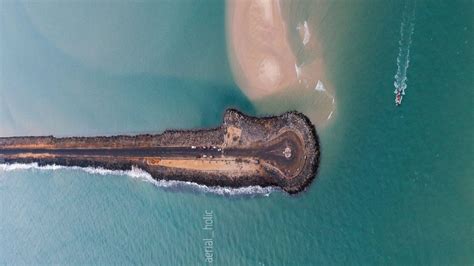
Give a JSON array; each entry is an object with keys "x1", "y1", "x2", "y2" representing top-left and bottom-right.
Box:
[{"x1": 1, "y1": 0, "x2": 472, "y2": 264}]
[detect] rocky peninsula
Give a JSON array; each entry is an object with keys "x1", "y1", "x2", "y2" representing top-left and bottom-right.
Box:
[{"x1": 0, "y1": 109, "x2": 320, "y2": 194}]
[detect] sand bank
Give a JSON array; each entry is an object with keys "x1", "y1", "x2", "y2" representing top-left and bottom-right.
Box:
[{"x1": 226, "y1": 0, "x2": 335, "y2": 125}]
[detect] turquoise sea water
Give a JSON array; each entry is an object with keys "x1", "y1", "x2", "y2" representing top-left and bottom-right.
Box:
[{"x1": 1, "y1": 0, "x2": 473, "y2": 264}]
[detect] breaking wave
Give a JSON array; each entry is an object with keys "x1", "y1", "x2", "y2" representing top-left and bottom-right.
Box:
[
  {"x1": 393, "y1": 1, "x2": 416, "y2": 95},
  {"x1": 0, "y1": 163, "x2": 277, "y2": 197}
]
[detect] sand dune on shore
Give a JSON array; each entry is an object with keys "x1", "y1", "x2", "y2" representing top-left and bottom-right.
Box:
[{"x1": 226, "y1": 0, "x2": 335, "y2": 125}]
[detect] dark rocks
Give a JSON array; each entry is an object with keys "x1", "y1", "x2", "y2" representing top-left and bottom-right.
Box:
[{"x1": 0, "y1": 109, "x2": 320, "y2": 194}]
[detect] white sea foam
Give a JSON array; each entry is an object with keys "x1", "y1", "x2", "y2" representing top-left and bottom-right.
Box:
[
  {"x1": 315, "y1": 80, "x2": 326, "y2": 92},
  {"x1": 327, "y1": 110, "x2": 334, "y2": 120},
  {"x1": 393, "y1": 2, "x2": 416, "y2": 98},
  {"x1": 0, "y1": 163, "x2": 276, "y2": 196},
  {"x1": 295, "y1": 64, "x2": 301, "y2": 78},
  {"x1": 302, "y1": 21, "x2": 310, "y2": 46},
  {"x1": 296, "y1": 21, "x2": 311, "y2": 46}
]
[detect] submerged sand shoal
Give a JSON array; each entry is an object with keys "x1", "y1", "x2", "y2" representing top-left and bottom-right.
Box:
[{"x1": 226, "y1": 0, "x2": 336, "y2": 126}]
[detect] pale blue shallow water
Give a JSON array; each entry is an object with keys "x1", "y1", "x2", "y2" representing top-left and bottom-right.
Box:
[{"x1": 1, "y1": 0, "x2": 473, "y2": 265}]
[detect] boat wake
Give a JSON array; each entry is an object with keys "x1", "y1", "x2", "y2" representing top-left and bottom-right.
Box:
[
  {"x1": 0, "y1": 163, "x2": 277, "y2": 197},
  {"x1": 393, "y1": 1, "x2": 416, "y2": 106}
]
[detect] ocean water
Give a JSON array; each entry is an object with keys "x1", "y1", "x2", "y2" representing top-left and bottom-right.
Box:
[{"x1": 1, "y1": 0, "x2": 473, "y2": 265}]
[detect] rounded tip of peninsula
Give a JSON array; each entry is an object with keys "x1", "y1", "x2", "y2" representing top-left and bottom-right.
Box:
[{"x1": 0, "y1": 108, "x2": 321, "y2": 195}]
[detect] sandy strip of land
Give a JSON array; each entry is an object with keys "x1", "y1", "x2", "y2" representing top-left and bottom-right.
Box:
[
  {"x1": 146, "y1": 158, "x2": 260, "y2": 173},
  {"x1": 227, "y1": 0, "x2": 296, "y2": 99},
  {"x1": 226, "y1": 0, "x2": 336, "y2": 125}
]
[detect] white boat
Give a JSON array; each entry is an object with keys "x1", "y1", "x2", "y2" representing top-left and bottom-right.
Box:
[{"x1": 395, "y1": 90, "x2": 403, "y2": 106}]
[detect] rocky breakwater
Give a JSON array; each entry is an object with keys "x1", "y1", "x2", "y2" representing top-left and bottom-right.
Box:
[{"x1": 0, "y1": 109, "x2": 320, "y2": 194}]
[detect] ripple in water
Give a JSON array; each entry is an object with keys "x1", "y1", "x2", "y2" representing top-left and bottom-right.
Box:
[{"x1": 393, "y1": 1, "x2": 416, "y2": 101}]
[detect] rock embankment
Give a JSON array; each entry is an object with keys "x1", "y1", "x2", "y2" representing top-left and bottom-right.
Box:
[{"x1": 0, "y1": 109, "x2": 320, "y2": 194}]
